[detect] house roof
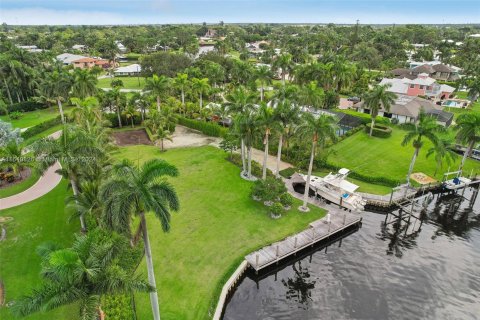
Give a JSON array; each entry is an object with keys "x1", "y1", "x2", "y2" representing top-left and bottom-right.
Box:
[
  {"x1": 405, "y1": 76, "x2": 436, "y2": 86},
  {"x1": 114, "y1": 64, "x2": 141, "y2": 73},
  {"x1": 355, "y1": 94, "x2": 441, "y2": 119},
  {"x1": 379, "y1": 78, "x2": 409, "y2": 94},
  {"x1": 412, "y1": 64, "x2": 435, "y2": 74},
  {"x1": 56, "y1": 53, "x2": 87, "y2": 64},
  {"x1": 94, "y1": 60, "x2": 110, "y2": 65},
  {"x1": 73, "y1": 57, "x2": 97, "y2": 63},
  {"x1": 432, "y1": 64, "x2": 454, "y2": 73},
  {"x1": 439, "y1": 84, "x2": 455, "y2": 93},
  {"x1": 391, "y1": 68, "x2": 410, "y2": 76}
]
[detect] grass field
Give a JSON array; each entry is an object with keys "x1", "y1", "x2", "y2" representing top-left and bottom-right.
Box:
[
  {"x1": 328, "y1": 127, "x2": 480, "y2": 183},
  {"x1": 0, "y1": 180, "x2": 77, "y2": 320},
  {"x1": 1, "y1": 146, "x2": 325, "y2": 320},
  {"x1": 0, "y1": 108, "x2": 65, "y2": 129},
  {"x1": 97, "y1": 76, "x2": 146, "y2": 89}
]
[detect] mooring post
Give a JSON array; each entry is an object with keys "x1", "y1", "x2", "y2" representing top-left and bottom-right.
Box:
[
  {"x1": 343, "y1": 213, "x2": 347, "y2": 225},
  {"x1": 339, "y1": 196, "x2": 343, "y2": 208},
  {"x1": 255, "y1": 253, "x2": 259, "y2": 269},
  {"x1": 389, "y1": 188, "x2": 394, "y2": 206},
  {"x1": 312, "y1": 228, "x2": 315, "y2": 242},
  {"x1": 276, "y1": 245, "x2": 279, "y2": 258},
  {"x1": 294, "y1": 236, "x2": 297, "y2": 248},
  {"x1": 328, "y1": 221, "x2": 331, "y2": 233}
]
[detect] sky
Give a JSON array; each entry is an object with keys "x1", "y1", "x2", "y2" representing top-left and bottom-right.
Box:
[{"x1": 0, "y1": 0, "x2": 479, "y2": 25}]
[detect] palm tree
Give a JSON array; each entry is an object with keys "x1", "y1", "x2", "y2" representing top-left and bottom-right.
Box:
[
  {"x1": 33, "y1": 127, "x2": 104, "y2": 231},
  {"x1": 70, "y1": 97, "x2": 104, "y2": 134},
  {"x1": 466, "y1": 78, "x2": 480, "y2": 101},
  {"x1": 255, "y1": 65, "x2": 273, "y2": 101},
  {"x1": 0, "y1": 141, "x2": 29, "y2": 178},
  {"x1": 12, "y1": 229, "x2": 152, "y2": 320},
  {"x1": 455, "y1": 112, "x2": 480, "y2": 172},
  {"x1": 106, "y1": 87, "x2": 125, "y2": 128},
  {"x1": 257, "y1": 103, "x2": 278, "y2": 179},
  {"x1": 273, "y1": 53, "x2": 293, "y2": 86},
  {"x1": 234, "y1": 111, "x2": 259, "y2": 180},
  {"x1": 363, "y1": 84, "x2": 397, "y2": 137},
  {"x1": 426, "y1": 139, "x2": 457, "y2": 177},
  {"x1": 191, "y1": 77, "x2": 210, "y2": 109},
  {"x1": 273, "y1": 99, "x2": 301, "y2": 177},
  {"x1": 401, "y1": 111, "x2": 443, "y2": 186},
  {"x1": 173, "y1": 73, "x2": 189, "y2": 113},
  {"x1": 72, "y1": 68, "x2": 98, "y2": 99},
  {"x1": 153, "y1": 128, "x2": 173, "y2": 151},
  {"x1": 298, "y1": 81, "x2": 324, "y2": 109},
  {"x1": 67, "y1": 180, "x2": 103, "y2": 226},
  {"x1": 297, "y1": 113, "x2": 337, "y2": 211},
  {"x1": 225, "y1": 87, "x2": 257, "y2": 175},
  {"x1": 39, "y1": 69, "x2": 72, "y2": 124},
  {"x1": 145, "y1": 75, "x2": 170, "y2": 112},
  {"x1": 124, "y1": 104, "x2": 137, "y2": 128},
  {"x1": 100, "y1": 159, "x2": 180, "y2": 320}
]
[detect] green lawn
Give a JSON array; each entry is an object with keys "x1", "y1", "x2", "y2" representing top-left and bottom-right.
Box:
[
  {"x1": 1, "y1": 146, "x2": 325, "y2": 320},
  {"x1": 112, "y1": 145, "x2": 326, "y2": 320},
  {"x1": 97, "y1": 76, "x2": 145, "y2": 89},
  {"x1": 0, "y1": 171, "x2": 39, "y2": 198},
  {"x1": 328, "y1": 128, "x2": 480, "y2": 183},
  {"x1": 0, "y1": 180, "x2": 77, "y2": 320},
  {"x1": 0, "y1": 108, "x2": 64, "y2": 129},
  {"x1": 21, "y1": 124, "x2": 63, "y2": 147}
]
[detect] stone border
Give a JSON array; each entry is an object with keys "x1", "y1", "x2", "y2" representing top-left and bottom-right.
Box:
[{"x1": 212, "y1": 260, "x2": 248, "y2": 320}]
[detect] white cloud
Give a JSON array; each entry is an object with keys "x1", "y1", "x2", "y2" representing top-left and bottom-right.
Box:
[{"x1": 0, "y1": 8, "x2": 127, "y2": 25}]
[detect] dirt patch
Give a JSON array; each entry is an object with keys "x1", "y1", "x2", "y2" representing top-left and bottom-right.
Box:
[
  {"x1": 410, "y1": 172, "x2": 437, "y2": 185},
  {"x1": 0, "y1": 167, "x2": 32, "y2": 190},
  {"x1": 112, "y1": 129, "x2": 152, "y2": 146},
  {"x1": 162, "y1": 125, "x2": 221, "y2": 149}
]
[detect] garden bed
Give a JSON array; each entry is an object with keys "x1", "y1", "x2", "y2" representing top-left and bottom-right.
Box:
[{"x1": 112, "y1": 128, "x2": 152, "y2": 146}]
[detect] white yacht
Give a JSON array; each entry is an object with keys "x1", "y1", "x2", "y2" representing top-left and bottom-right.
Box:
[
  {"x1": 300, "y1": 168, "x2": 366, "y2": 211},
  {"x1": 443, "y1": 170, "x2": 472, "y2": 190}
]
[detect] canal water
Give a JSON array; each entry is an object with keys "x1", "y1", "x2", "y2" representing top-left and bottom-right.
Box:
[{"x1": 223, "y1": 187, "x2": 480, "y2": 320}]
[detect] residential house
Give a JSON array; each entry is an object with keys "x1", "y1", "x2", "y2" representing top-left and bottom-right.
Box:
[
  {"x1": 72, "y1": 44, "x2": 86, "y2": 52},
  {"x1": 72, "y1": 57, "x2": 98, "y2": 69},
  {"x1": 405, "y1": 61, "x2": 460, "y2": 81},
  {"x1": 16, "y1": 45, "x2": 43, "y2": 53},
  {"x1": 114, "y1": 64, "x2": 141, "y2": 76},
  {"x1": 56, "y1": 53, "x2": 88, "y2": 65},
  {"x1": 204, "y1": 29, "x2": 217, "y2": 38},
  {"x1": 379, "y1": 73, "x2": 455, "y2": 102},
  {"x1": 354, "y1": 94, "x2": 453, "y2": 127},
  {"x1": 115, "y1": 41, "x2": 127, "y2": 53}
]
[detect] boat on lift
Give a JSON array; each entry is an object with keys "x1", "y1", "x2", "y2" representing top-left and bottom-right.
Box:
[
  {"x1": 300, "y1": 168, "x2": 366, "y2": 211},
  {"x1": 443, "y1": 170, "x2": 472, "y2": 190}
]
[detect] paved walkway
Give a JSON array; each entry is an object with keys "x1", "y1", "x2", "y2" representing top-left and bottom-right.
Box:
[
  {"x1": 1, "y1": 130, "x2": 63, "y2": 210},
  {"x1": 0, "y1": 162, "x2": 62, "y2": 210}
]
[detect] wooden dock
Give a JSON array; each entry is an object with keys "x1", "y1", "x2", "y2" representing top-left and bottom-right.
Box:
[{"x1": 245, "y1": 212, "x2": 362, "y2": 271}]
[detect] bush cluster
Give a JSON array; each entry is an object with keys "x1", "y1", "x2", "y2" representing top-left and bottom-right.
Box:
[
  {"x1": 337, "y1": 109, "x2": 390, "y2": 125},
  {"x1": 104, "y1": 113, "x2": 143, "y2": 128},
  {"x1": 21, "y1": 116, "x2": 62, "y2": 140},
  {"x1": 177, "y1": 116, "x2": 228, "y2": 137},
  {"x1": 0, "y1": 101, "x2": 47, "y2": 115},
  {"x1": 364, "y1": 124, "x2": 392, "y2": 138}
]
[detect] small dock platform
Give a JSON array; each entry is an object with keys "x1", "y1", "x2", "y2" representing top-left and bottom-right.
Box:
[{"x1": 245, "y1": 212, "x2": 362, "y2": 271}]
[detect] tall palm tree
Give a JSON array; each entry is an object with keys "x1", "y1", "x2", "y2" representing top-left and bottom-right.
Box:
[
  {"x1": 100, "y1": 159, "x2": 180, "y2": 320},
  {"x1": 39, "y1": 69, "x2": 72, "y2": 124},
  {"x1": 363, "y1": 84, "x2": 397, "y2": 137},
  {"x1": 145, "y1": 75, "x2": 170, "y2": 112},
  {"x1": 273, "y1": 99, "x2": 301, "y2": 177},
  {"x1": 255, "y1": 65, "x2": 273, "y2": 101},
  {"x1": 455, "y1": 112, "x2": 480, "y2": 172},
  {"x1": 298, "y1": 81, "x2": 324, "y2": 109},
  {"x1": 124, "y1": 104, "x2": 137, "y2": 128},
  {"x1": 72, "y1": 68, "x2": 98, "y2": 99},
  {"x1": 191, "y1": 77, "x2": 210, "y2": 109},
  {"x1": 129, "y1": 92, "x2": 150, "y2": 122},
  {"x1": 466, "y1": 78, "x2": 480, "y2": 102},
  {"x1": 257, "y1": 103, "x2": 278, "y2": 179},
  {"x1": 426, "y1": 139, "x2": 457, "y2": 176},
  {"x1": 234, "y1": 111, "x2": 259, "y2": 180},
  {"x1": 105, "y1": 87, "x2": 125, "y2": 128},
  {"x1": 297, "y1": 113, "x2": 337, "y2": 211},
  {"x1": 402, "y1": 111, "x2": 443, "y2": 186},
  {"x1": 12, "y1": 229, "x2": 152, "y2": 320},
  {"x1": 33, "y1": 127, "x2": 104, "y2": 231},
  {"x1": 70, "y1": 97, "x2": 104, "y2": 134},
  {"x1": 173, "y1": 73, "x2": 189, "y2": 113},
  {"x1": 273, "y1": 53, "x2": 293, "y2": 86},
  {"x1": 225, "y1": 87, "x2": 257, "y2": 175},
  {"x1": 0, "y1": 141, "x2": 29, "y2": 178}
]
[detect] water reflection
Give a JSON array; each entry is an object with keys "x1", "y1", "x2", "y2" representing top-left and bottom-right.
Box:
[{"x1": 223, "y1": 187, "x2": 480, "y2": 320}]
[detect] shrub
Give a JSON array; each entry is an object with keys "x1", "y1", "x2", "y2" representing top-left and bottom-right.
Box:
[
  {"x1": 177, "y1": 116, "x2": 228, "y2": 137},
  {"x1": 279, "y1": 167, "x2": 297, "y2": 178},
  {"x1": 270, "y1": 202, "x2": 284, "y2": 218},
  {"x1": 9, "y1": 111, "x2": 22, "y2": 120},
  {"x1": 21, "y1": 116, "x2": 62, "y2": 140},
  {"x1": 336, "y1": 109, "x2": 389, "y2": 125},
  {"x1": 250, "y1": 176, "x2": 287, "y2": 203},
  {"x1": 279, "y1": 193, "x2": 294, "y2": 208},
  {"x1": 390, "y1": 118, "x2": 399, "y2": 125},
  {"x1": 3, "y1": 101, "x2": 47, "y2": 114},
  {"x1": 104, "y1": 113, "x2": 142, "y2": 128},
  {"x1": 102, "y1": 294, "x2": 135, "y2": 320},
  {"x1": 364, "y1": 124, "x2": 392, "y2": 138}
]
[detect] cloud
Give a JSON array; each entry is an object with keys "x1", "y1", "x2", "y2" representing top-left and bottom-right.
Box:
[{"x1": 0, "y1": 8, "x2": 127, "y2": 25}]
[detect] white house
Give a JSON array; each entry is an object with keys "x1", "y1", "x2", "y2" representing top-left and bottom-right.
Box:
[
  {"x1": 72, "y1": 44, "x2": 86, "y2": 52},
  {"x1": 115, "y1": 41, "x2": 127, "y2": 53},
  {"x1": 56, "y1": 53, "x2": 88, "y2": 65},
  {"x1": 114, "y1": 64, "x2": 141, "y2": 76}
]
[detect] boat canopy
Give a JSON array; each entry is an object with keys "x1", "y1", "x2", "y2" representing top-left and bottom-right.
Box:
[
  {"x1": 339, "y1": 168, "x2": 350, "y2": 175},
  {"x1": 327, "y1": 178, "x2": 359, "y2": 194}
]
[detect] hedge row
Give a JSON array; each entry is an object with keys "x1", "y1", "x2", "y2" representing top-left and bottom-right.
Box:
[
  {"x1": 21, "y1": 116, "x2": 62, "y2": 140},
  {"x1": 336, "y1": 109, "x2": 390, "y2": 125},
  {"x1": 177, "y1": 116, "x2": 228, "y2": 137},
  {"x1": 104, "y1": 113, "x2": 142, "y2": 128},
  {"x1": 322, "y1": 162, "x2": 401, "y2": 187},
  {"x1": 364, "y1": 124, "x2": 392, "y2": 138},
  {"x1": 0, "y1": 101, "x2": 47, "y2": 115}
]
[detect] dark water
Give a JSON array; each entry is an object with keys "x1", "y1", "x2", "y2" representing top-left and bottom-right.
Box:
[{"x1": 223, "y1": 188, "x2": 480, "y2": 320}]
